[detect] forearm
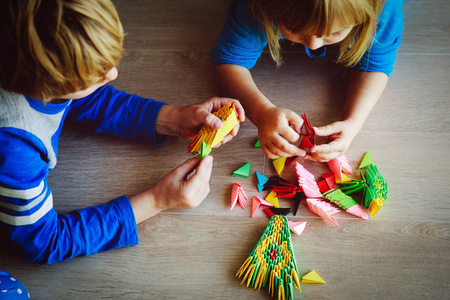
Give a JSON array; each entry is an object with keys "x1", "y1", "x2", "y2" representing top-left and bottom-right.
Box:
[
  {"x1": 213, "y1": 64, "x2": 274, "y2": 125},
  {"x1": 129, "y1": 188, "x2": 162, "y2": 224},
  {"x1": 343, "y1": 70, "x2": 388, "y2": 130}
]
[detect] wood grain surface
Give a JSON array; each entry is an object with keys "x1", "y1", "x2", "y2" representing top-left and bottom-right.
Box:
[{"x1": 1, "y1": 0, "x2": 449, "y2": 299}]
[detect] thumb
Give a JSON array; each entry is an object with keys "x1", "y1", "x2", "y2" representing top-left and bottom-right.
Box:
[
  {"x1": 314, "y1": 123, "x2": 340, "y2": 137},
  {"x1": 288, "y1": 112, "x2": 304, "y2": 134},
  {"x1": 173, "y1": 156, "x2": 202, "y2": 180},
  {"x1": 187, "y1": 155, "x2": 213, "y2": 185},
  {"x1": 198, "y1": 108, "x2": 222, "y2": 130}
]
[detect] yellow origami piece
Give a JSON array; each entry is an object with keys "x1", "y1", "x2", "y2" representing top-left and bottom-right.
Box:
[
  {"x1": 301, "y1": 270, "x2": 326, "y2": 284},
  {"x1": 187, "y1": 103, "x2": 238, "y2": 153}
]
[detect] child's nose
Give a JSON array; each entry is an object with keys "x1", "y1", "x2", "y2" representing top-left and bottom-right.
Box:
[{"x1": 304, "y1": 36, "x2": 323, "y2": 50}]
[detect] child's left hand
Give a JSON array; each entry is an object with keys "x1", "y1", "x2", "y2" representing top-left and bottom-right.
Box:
[
  {"x1": 156, "y1": 97, "x2": 245, "y2": 144},
  {"x1": 306, "y1": 119, "x2": 361, "y2": 162}
]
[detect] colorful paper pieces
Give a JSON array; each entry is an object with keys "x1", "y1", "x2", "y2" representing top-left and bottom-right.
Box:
[
  {"x1": 301, "y1": 270, "x2": 325, "y2": 284},
  {"x1": 306, "y1": 198, "x2": 340, "y2": 226},
  {"x1": 252, "y1": 196, "x2": 274, "y2": 218},
  {"x1": 256, "y1": 172, "x2": 269, "y2": 193},
  {"x1": 295, "y1": 162, "x2": 322, "y2": 198},
  {"x1": 339, "y1": 152, "x2": 388, "y2": 217},
  {"x1": 292, "y1": 193, "x2": 303, "y2": 216},
  {"x1": 255, "y1": 140, "x2": 261, "y2": 147},
  {"x1": 317, "y1": 173, "x2": 335, "y2": 193},
  {"x1": 265, "y1": 191, "x2": 280, "y2": 208},
  {"x1": 327, "y1": 155, "x2": 352, "y2": 181},
  {"x1": 200, "y1": 141, "x2": 211, "y2": 158},
  {"x1": 263, "y1": 176, "x2": 290, "y2": 191},
  {"x1": 233, "y1": 162, "x2": 251, "y2": 177},
  {"x1": 188, "y1": 103, "x2": 238, "y2": 153},
  {"x1": 272, "y1": 157, "x2": 286, "y2": 176},
  {"x1": 288, "y1": 221, "x2": 307, "y2": 236},
  {"x1": 299, "y1": 114, "x2": 315, "y2": 150},
  {"x1": 270, "y1": 181, "x2": 301, "y2": 199},
  {"x1": 322, "y1": 189, "x2": 368, "y2": 220},
  {"x1": 264, "y1": 208, "x2": 275, "y2": 218},
  {"x1": 236, "y1": 215, "x2": 301, "y2": 299},
  {"x1": 231, "y1": 183, "x2": 248, "y2": 210}
]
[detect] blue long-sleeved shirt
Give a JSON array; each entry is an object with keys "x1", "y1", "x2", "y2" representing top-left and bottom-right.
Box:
[
  {"x1": 0, "y1": 85, "x2": 167, "y2": 264},
  {"x1": 211, "y1": 0, "x2": 405, "y2": 76}
]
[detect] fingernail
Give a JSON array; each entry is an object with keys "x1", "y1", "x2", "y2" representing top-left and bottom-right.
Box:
[
  {"x1": 205, "y1": 155, "x2": 213, "y2": 163},
  {"x1": 213, "y1": 119, "x2": 222, "y2": 129}
]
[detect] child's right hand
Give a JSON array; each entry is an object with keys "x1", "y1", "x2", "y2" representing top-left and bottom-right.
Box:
[
  {"x1": 129, "y1": 155, "x2": 213, "y2": 224},
  {"x1": 255, "y1": 106, "x2": 307, "y2": 159}
]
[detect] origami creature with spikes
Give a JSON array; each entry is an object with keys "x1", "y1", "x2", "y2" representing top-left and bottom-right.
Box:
[
  {"x1": 187, "y1": 103, "x2": 238, "y2": 154},
  {"x1": 339, "y1": 152, "x2": 388, "y2": 217},
  {"x1": 236, "y1": 215, "x2": 301, "y2": 300}
]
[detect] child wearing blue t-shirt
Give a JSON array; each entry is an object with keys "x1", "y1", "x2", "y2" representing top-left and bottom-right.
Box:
[
  {"x1": 0, "y1": 0, "x2": 244, "y2": 264},
  {"x1": 212, "y1": 0, "x2": 404, "y2": 161}
]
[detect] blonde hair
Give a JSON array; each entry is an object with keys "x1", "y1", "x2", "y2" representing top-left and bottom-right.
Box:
[
  {"x1": 0, "y1": 0, "x2": 124, "y2": 101},
  {"x1": 248, "y1": 0, "x2": 383, "y2": 67}
]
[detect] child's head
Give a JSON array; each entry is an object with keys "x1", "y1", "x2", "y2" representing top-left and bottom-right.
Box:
[
  {"x1": 249, "y1": 0, "x2": 382, "y2": 67},
  {"x1": 0, "y1": 0, "x2": 124, "y2": 101}
]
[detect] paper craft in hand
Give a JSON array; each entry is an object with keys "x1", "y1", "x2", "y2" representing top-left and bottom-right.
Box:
[
  {"x1": 187, "y1": 103, "x2": 238, "y2": 154},
  {"x1": 236, "y1": 215, "x2": 302, "y2": 299},
  {"x1": 299, "y1": 114, "x2": 316, "y2": 150},
  {"x1": 231, "y1": 183, "x2": 248, "y2": 210}
]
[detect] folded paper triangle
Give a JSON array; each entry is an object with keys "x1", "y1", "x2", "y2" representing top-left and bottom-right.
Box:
[
  {"x1": 288, "y1": 221, "x2": 307, "y2": 236},
  {"x1": 256, "y1": 172, "x2": 269, "y2": 186},
  {"x1": 272, "y1": 157, "x2": 286, "y2": 176},
  {"x1": 252, "y1": 196, "x2": 274, "y2": 218},
  {"x1": 322, "y1": 188, "x2": 368, "y2": 220},
  {"x1": 255, "y1": 140, "x2": 261, "y2": 147},
  {"x1": 306, "y1": 198, "x2": 340, "y2": 226},
  {"x1": 187, "y1": 103, "x2": 238, "y2": 153},
  {"x1": 200, "y1": 141, "x2": 211, "y2": 158},
  {"x1": 265, "y1": 191, "x2": 280, "y2": 208},
  {"x1": 231, "y1": 183, "x2": 248, "y2": 210},
  {"x1": 236, "y1": 215, "x2": 302, "y2": 298},
  {"x1": 301, "y1": 270, "x2": 325, "y2": 284},
  {"x1": 327, "y1": 155, "x2": 352, "y2": 181},
  {"x1": 295, "y1": 162, "x2": 322, "y2": 198},
  {"x1": 359, "y1": 152, "x2": 373, "y2": 169},
  {"x1": 335, "y1": 173, "x2": 351, "y2": 183},
  {"x1": 268, "y1": 207, "x2": 291, "y2": 216},
  {"x1": 232, "y1": 162, "x2": 251, "y2": 177}
]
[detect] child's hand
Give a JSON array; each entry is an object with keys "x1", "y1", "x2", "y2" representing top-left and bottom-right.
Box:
[
  {"x1": 255, "y1": 106, "x2": 306, "y2": 159},
  {"x1": 130, "y1": 156, "x2": 213, "y2": 224},
  {"x1": 307, "y1": 120, "x2": 360, "y2": 162},
  {"x1": 156, "y1": 97, "x2": 245, "y2": 145},
  {"x1": 151, "y1": 155, "x2": 213, "y2": 210}
]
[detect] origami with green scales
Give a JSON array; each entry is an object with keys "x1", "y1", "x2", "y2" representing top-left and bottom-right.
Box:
[
  {"x1": 187, "y1": 103, "x2": 238, "y2": 154},
  {"x1": 339, "y1": 152, "x2": 388, "y2": 217},
  {"x1": 236, "y1": 215, "x2": 301, "y2": 300}
]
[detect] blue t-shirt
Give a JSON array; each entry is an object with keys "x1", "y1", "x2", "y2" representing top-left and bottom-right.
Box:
[
  {"x1": 211, "y1": 0, "x2": 405, "y2": 76},
  {"x1": 0, "y1": 85, "x2": 167, "y2": 264}
]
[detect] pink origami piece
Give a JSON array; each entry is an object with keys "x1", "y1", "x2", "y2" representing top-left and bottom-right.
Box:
[
  {"x1": 327, "y1": 155, "x2": 352, "y2": 181},
  {"x1": 230, "y1": 183, "x2": 248, "y2": 210},
  {"x1": 251, "y1": 196, "x2": 274, "y2": 217},
  {"x1": 306, "y1": 198, "x2": 341, "y2": 226},
  {"x1": 295, "y1": 162, "x2": 322, "y2": 198},
  {"x1": 288, "y1": 221, "x2": 307, "y2": 236}
]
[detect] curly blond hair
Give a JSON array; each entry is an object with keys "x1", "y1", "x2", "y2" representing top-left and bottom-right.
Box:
[{"x1": 0, "y1": 0, "x2": 124, "y2": 101}]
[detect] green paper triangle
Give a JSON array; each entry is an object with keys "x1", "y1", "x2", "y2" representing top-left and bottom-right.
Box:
[
  {"x1": 359, "y1": 152, "x2": 373, "y2": 169},
  {"x1": 232, "y1": 162, "x2": 251, "y2": 177},
  {"x1": 200, "y1": 141, "x2": 212, "y2": 158},
  {"x1": 255, "y1": 140, "x2": 261, "y2": 147}
]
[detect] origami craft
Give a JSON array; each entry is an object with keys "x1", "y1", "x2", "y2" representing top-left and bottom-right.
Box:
[
  {"x1": 256, "y1": 172, "x2": 269, "y2": 193},
  {"x1": 339, "y1": 152, "x2": 388, "y2": 217},
  {"x1": 301, "y1": 270, "x2": 325, "y2": 284},
  {"x1": 255, "y1": 140, "x2": 261, "y2": 147},
  {"x1": 299, "y1": 114, "x2": 315, "y2": 150},
  {"x1": 327, "y1": 155, "x2": 352, "y2": 181},
  {"x1": 231, "y1": 183, "x2": 248, "y2": 210},
  {"x1": 322, "y1": 188, "x2": 368, "y2": 220},
  {"x1": 236, "y1": 215, "x2": 301, "y2": 299},
  {"x1": 288, "y1": 221, "x2": 307, "y2": 236},
  {"x1": 272, "y1": 157, "x2": 286, "y2": 177},
  {"x1": 269, "y1": 181, "x2": 301, "y2": 199},
  {"x1": 200, "y1": 141, "x2": 211, "y2": 158},
  {"x1": 252, "y1": 196, "x2": 274, "y2": 218},
  {"x1": 233, "y1": 162, "x2": 251, "y2": 177},
  {"x1": 265, "y1": 191, "x2": 280, "y2": 208},
  {"x1": 317, "y1": 173, "x2": 335, "y2": 193},
  {"x1": 187, "y1": 103, "x2": 238, "y2": 153}
]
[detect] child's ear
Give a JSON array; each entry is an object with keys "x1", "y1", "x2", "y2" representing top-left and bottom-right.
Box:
[{"x1": 103, "y1": 67, "x2": 118, "y2": 84}]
